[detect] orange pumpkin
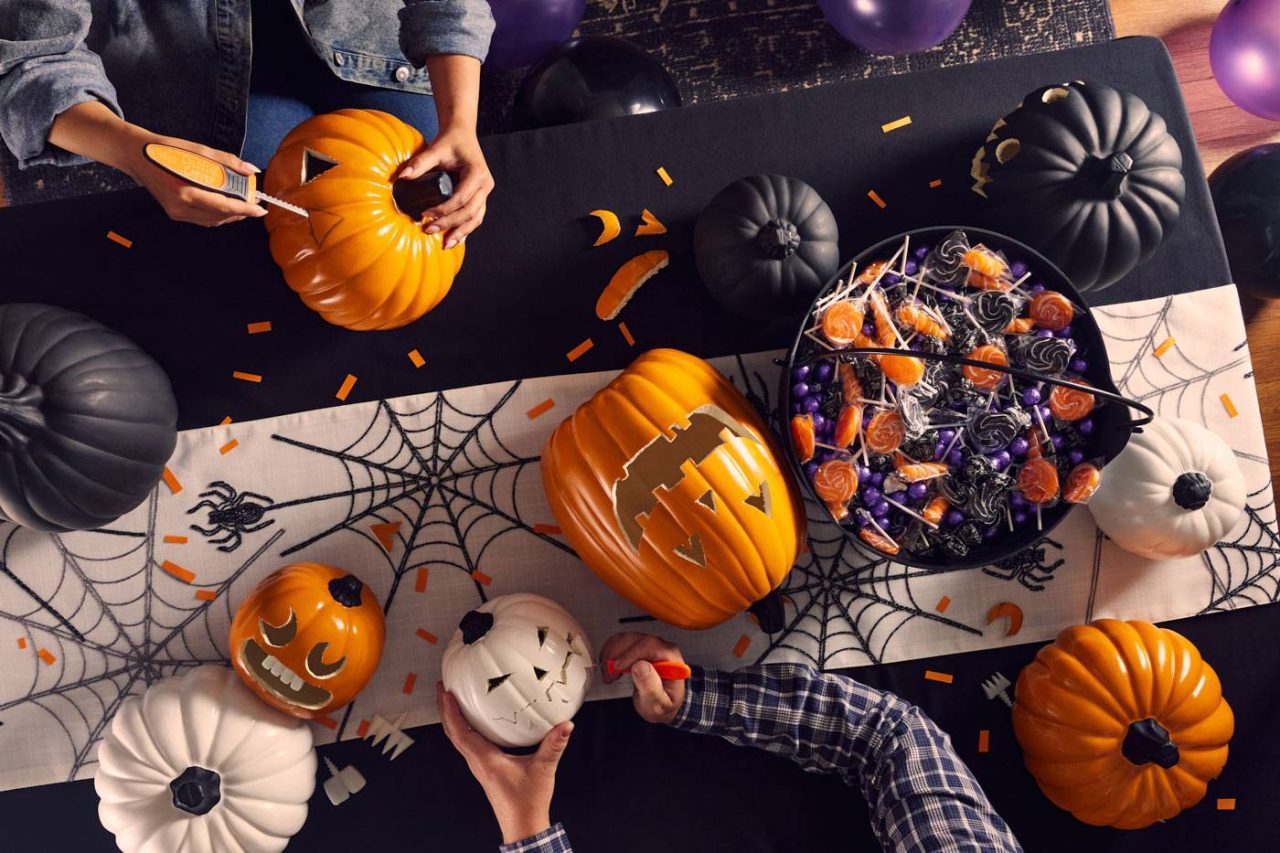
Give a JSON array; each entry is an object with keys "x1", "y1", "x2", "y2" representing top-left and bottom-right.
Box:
[
  {"x1": 542, "y1": 349, "x2": 806, "y2": 630},
  {"x1": 229, "y1": 563, "x2": 386, "y2": 719},
  {"x1": 262, "y1": 109, "x2": 465, "y2": 331},
  {"x1": 1013, "y1": 619, "x2": 1233, "y2": 829}
]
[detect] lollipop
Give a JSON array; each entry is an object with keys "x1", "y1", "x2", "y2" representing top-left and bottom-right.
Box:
[
  {"x1": 973, "y1": 291, "x2": 1018, "y2": 334},
  {"x1": 964, "y1": 246, "x2": 1009, "y2": 280},
  {"x1": 814, "y1": 459, "x2": 859, "y2": 505},
  {"x1": 1048, "y1": 381, "x2": 1095, "y2": 422},
  {"x1": 1063, "y1": 462, "x2": 1102, "y2": 503},
  {"x1": 865, "y1": 410, "x2": 906, "y2": 454},
  {"x1": 822, "y1": 301, "x2": 864, "y2": 347},
  {"x1": 970, "y1": 409, "x2": 1032, "y2": 451},
  {"x1": 897, "y1": 303, "x2": 950, "y2": 339},
  {"x1": 1018, "y1": 457, "x2": 1060, "y2": 504},
  {"x1": 962, "y1": 345, "x2": 1008, "y2": 390},
  {"x1": 790, "y1": 413, "x2": 816, "y2": 463},
  {"x1": 834, "y1": 405, "x2": 862, "y2": 447},
  {"x1": 881, "y1": 353, "x2": 925, "y2": 386},
  {"x1": 1029, "y1": 291, "x2": 1074, "y2": 331},
  {"x1": 926, "y1": 230, "x2": 969, "y2": 285},
  {"x1": 922, "y1": 495, "x2": 950, "y2": 525},
  {"x1": 895, "y1": 459, "x2": 949, "y2": 482},
  {"x1": 859, "y1": 526, "x2": 900, "y2": 555},
  {"x1": 1005, "y1": 317, "x2": 1035, "y2": 334},
  {"x1": 1009, "y1": 335, "x2": 1073, "y2": 374},
  {"x1": 839, "y1": 362, "x2": 864, "y2": 405}
]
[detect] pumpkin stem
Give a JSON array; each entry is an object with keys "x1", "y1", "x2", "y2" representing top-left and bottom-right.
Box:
[
  {"x1": 1083, "y1": 151, "x2": 1134, "y2": 200},
  {"x1": 756, "y1": 220, "x2": 802, "y2": 260},
  {"x1": 1172, "y1": 472, "x2": 1213, "y2": 511},
  {"x1": 328, "y1": 575, "x2": 364, "y2": 608},
  {"x1": 747, "y1": 589, "x2": 786, "y2": 634},
  {"x1": 459, "y1": 610, "x2": 494, "y2": 644},
  {"x1": 169, "y1": 765, "x2": 222, "y2": 816},
  {"x1": 1122, "y1": 718, "x2": 1180, "y2": 769},
  {"x1": 0, "y1": 374, "x2": 46, "y2": 451},
  {"x1": 393, "y1": 171, "x2": 454, "y2": 223}
]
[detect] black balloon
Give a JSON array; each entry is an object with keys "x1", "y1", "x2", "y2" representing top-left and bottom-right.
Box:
[
  {"x1": 1209, "y1": 143, "x2": 1280, "y2": 298},
  {"x1": 513, "y1": 36, "x2": 682, "y2": 130}
]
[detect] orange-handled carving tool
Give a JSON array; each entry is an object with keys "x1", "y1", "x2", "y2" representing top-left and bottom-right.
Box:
[
  {"x1": 603, "y1": 659, "x2": 692, "y2": 680},
  {"x1": 142, "y1": 143, "x2": 309, "y2": 218}
]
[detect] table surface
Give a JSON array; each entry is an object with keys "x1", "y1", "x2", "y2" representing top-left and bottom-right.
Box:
[{"x1": 1112, "y1": 0, "x2": 1280, "y2": 487}]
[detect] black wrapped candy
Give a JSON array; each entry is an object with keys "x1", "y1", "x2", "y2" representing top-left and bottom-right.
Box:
[
  {"x1": 973, "y1": 291, "x2": 1018, "y2": 334},
  {"x1": 868, "y1": 454, "x2": 895, "y2": 473},
  {"x1": 969, "y1": 409, "x2": 1033, "y2": 451},
  {"x1": 966, "y1": 471, "x2": 1014, "y2": 524},
  {"x1": 961, "y1": 454, "x2": 995, "y2": 482},
  {"x1": 940, "y1": 476, "x2": 973, "y2": 506},
  {"x1": 956, "y1": 521, "x2": 986, "y2": 547},
  {"x1": 937, "y1": 534, "x2": 970, "y2": 559},
  {"x1": 1009, "y1": 335, "x2": 1074, "y2": 375},
  {"x1": 899, "y1": 392, "x2": 928, "y2": 439},
  {"x1": 901, "y1": 434, "x2": 937, "y2": 462},
  {"x1": 926, "y1": 229, "x2": 970, "y2": 286}
]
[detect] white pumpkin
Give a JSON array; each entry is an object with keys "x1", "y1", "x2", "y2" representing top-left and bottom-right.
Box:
[
  {"x1": 95, "y1": 666, "x2": 316, "y2": 853},
  {"x1": 442, "y1": 593, "x2": 593, "y2": 748},
  {"x1": 1088, "y1": 415, "x2": 1245, "y2": 559}
]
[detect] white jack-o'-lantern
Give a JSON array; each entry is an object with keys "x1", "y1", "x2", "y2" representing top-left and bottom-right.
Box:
[
  {"x1": 441, "y1": 593, "x2": 593, "y2": 748},
  {"x1": 1088, "y1": 415, "x2": 1246, "y2": 560}
]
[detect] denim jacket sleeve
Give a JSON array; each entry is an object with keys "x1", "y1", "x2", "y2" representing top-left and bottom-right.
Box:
[
  {"x1": 0, "y1": 0, "x2": 122, "y2": 168},
  {"x1": 398, "y1": 0, "x2": 496, "y2": 66}
]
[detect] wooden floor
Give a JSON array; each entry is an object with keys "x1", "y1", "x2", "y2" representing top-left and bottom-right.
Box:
[{"x1": 1112, "y1": 0, "x2": 1280, "y2": 482}]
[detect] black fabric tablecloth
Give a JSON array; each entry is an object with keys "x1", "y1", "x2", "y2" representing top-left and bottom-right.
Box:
[{"x1": 0, "y1": 36, "x2": 1273, "y2": 852}]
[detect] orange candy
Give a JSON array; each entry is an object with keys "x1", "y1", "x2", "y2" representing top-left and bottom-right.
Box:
[
  {"x1": 814, "y1": 459, "x2": 859, "y2": 505},
  {"x1": 857, "y1": 260, "x2": 889, "y2": 283},
  {"x1": 962, "y1": 345, "x2": 1008, "y2": 390},
  {"x1": 838, "y1": 362, "x2": 864, "y2": 405},
  {"x1": 827, "y1": 501, "x2": 850, "y2": 522},
  {"x1": 881, "y1": 353, "x2": 925, "y2": 386},
  {"x1": 1018, "y1": 457, "x2": 1060, "y2": 504},
  {"x1": 834, "y1": 405, "x2": 862, "y2": 447},
  {"x1": 790, "y1": 413, "x2": 816, "y2": 463},
  {"x1": 897, "y1": 304, "x2": 950, "y2": 340},
  {"x1": 869, "y1": 290, "x2": 897, "y2": 347},
  {"x1": 1005, "y1": 317, "x2": 1035, "y2": 334},
  {"x1": 1049, "y1": 381, "x2": 1095, "y2": 421},
  {"x1": 859, "y1": 526, "x2": 900, "y2": 555},
  {"x1": 1063, "y1": 463, "x2": 1102, "y2": 504},
  {"x1": 964, "y1": 247, "x2": 1008, "y2": 280},
  {"x1": 896, "y1": 460, "x2": 949, "y2": 482},
  {"x1": 922, "y1": 495, "x2": 950, "y2": 525},
  {"x1": 967, "y1": 271, "x2": 1013, "y2": 292},
  {"x1": 865, "y1": 410, "x2": 906, "y2": 454},
  {"x1": 1029, "y1": 291, "x2": 1074, "y2": 331},
  {"x1": 822, "y1": 301, "x2": 864, "y2": 347}
]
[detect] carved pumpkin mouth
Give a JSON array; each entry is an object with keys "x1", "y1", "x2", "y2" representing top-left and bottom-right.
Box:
[
  {"x1": 239, "y1": 638, "x2": 333, "y2": 710},
  {"x1": 612, "y1": 404, "x2": 770, "y2": 554}
]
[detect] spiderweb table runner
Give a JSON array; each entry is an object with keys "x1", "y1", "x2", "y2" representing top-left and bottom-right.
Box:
[{"x1": 0, "y1": 280, "x2": 1270, "y2": 792}]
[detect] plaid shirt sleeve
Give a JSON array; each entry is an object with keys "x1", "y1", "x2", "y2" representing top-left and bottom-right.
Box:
[
  {"x1": 498, "y1": 823, "x2": 572, "y2": 853},
  {"x1": 671, "y1": 664, "x2": 1022, "y2": 853}
]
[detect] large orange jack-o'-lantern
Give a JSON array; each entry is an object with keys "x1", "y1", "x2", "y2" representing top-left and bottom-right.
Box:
[
  {"x1": 543, "y1": 349, "x2": 806, "y2": 630},
  {"x1": 229, "y1": 563, "x2": 386, "y2": 719},
  {"x1": 262, "y1": 109, "x2": 465, "y2": 331}
]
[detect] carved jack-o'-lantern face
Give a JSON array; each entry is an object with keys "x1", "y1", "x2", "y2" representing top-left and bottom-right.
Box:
[
  {"x1": 229, "y1": 563, "x2": 386, "y2": 719},
  {"x1": 543, "y1": 349, "x2": 805, "y2": 630},
  {"x1": 262, "y1": 109, "x2": 465, "y2": 331}
]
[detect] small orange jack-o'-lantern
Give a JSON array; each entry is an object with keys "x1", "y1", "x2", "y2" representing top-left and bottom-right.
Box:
[
  {"x1": 262, "y1": 109, "x2": 465, "y2": 331},
  {"x1": 543, "y1": 349, "x2": 806, "y2": 630},
  {"x1": 229, "y1": 563, "x2": 386, "y2": 718}
]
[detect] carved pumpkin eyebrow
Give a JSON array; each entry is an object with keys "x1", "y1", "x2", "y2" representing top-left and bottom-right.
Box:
[
  {"x1": 537, "y1": 626, "x2": 549, "y2": 647},
  {"x1": 486, "y1": 674, "x2": 511, "y2": 693},
  {"x1": 259, "y1": 609, "x2": 297, "y2": 647}
]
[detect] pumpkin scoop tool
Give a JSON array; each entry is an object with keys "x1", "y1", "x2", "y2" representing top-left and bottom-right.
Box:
[{"x1": 143, "y1": 143, "x2": 310, "y2": 217}]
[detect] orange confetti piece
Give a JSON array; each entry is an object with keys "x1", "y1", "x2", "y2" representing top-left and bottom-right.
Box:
[
  {"x1": 37, "y1": 648, "x2": 56, "y2": 665},
  {"x1": 978, "y1": 730, "x2": 990, "y2": 753},
  {"x1": 408, "y1": 349, "x2": 426, "y2": 368},
  {"x1": 162, "y1": 467, "x2": 182, "y2": 494},
  {"x1": 1153, "y1": 336, "x2": 1175, "y2": 358},
  {"x1": 163, "y1": 535, "x2": 188, "y2": 544},
  {"x1": 880, "y1": 115, "x2": 912, "y2": 133},
  {"x1": 867, "y1": 190, "x2": 887, "y2": 209},
  {"x1": 1217, "y1": 798, "x2": 1236, "y2": 811},
  {"x1": 194, "y1": 590, "x2": 217, "y2": 602},
  {"x1": 232, "y1": 371, "x2": 262, "y2": 383},
  {"x1": 1221, "y1": 393, "x2": 1239, "y2": 418},
  {"x1": 416, "y1": 628, "x2": 438, "y2": 645},
  {"x1": 928, "y1": 178, "x2": 943, "y2": 188},
  {"x1": 162, "y1": 560, "x2": 195, "y2": 583},
  {"x1": 414, "y1": 566, "x2": 429, "y2": 593},
  {"x1": 656, "y1": 166, "x2": 673, "y2": 186},
  {"x1": 402, "y1": 672, "x2": 418, "y2": 695},
  {"x1": 566, "y1": 338, "x2": 594, "y2": 362},
  {"x1": 371, "y1": 521, "x2": 401, "y2": 552},
  {"x1": 246, "y1": 321, "x2": 272, "y2": 334},
  {"x1": 17, "y1": 637, "x2": 27, "y2": 649},
  {"x1": 315, "y1": 714, "x2": 339, "y2": 730},
  {"x1": 335, "y1": 373, "x2": 358, "y2": 402},
  {"x1": 534, "y1": 523, "x2": 562, "y2": 535},
  {"x1": 106, "y1": 230, "x2": 132, "y2": 248},
  {"x1": 635, "y1": 208, "x2": 668, "y2": 236},
  {"x1": 356, "y1": 719, "x2": 371, "y2": 738},
  {"x1": 935, "y1": 596, "x2": 951, "y2": 613},
  {"x1": 526, "y1": 399, "x2": 555, "y2": 419},
  {"x1": 732, "y1": 635, "x2": 751, "y2": 658},
  {"x1": 219, "y1": 416, "x2": 233, "y2": 426},
  {"x1": 471, "y1": 570, "x2": 492, "y2": 586},
  {"x1": 924, "y1": 670, "x2": 954, "y2": 684},
  {"x1": 218, "y1": 439, "x2": 239, "y2": 455},
  {"x1": 619, "y1": 321, "x2": 635, "y2": 346}
]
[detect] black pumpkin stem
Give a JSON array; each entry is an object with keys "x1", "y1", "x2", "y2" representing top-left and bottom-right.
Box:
[
  {"x1": 1093, "y1": 151, "x2": 1134, "y2": 200},
  {"x1": 393, "y1": 171, "x2": 454, "y2": 222},
  {"x1": 747, "y1": 590, "x2": 786, "y2": 634},
  {"x1": 756, "y1": 219, "x2": 801, "y2": 260},
  {"x1": 459, "y1": 610, "x2": 494, "y2": 644},
  {"x1": 1121, "y1": 718, "x2": 1180, "y2": 769},
  {"x1": 0, "y1": 374, "x2": 46, "y2": 450},
  {"x1": 169, "y1": 765, "x2": 222, "y2": 816},
  {"x1": 328, "y1": 575, "x2": 364, "y2": 608},
  {"x1": 1172, "y1": 472, "x2": 1213, "y2": 511}
]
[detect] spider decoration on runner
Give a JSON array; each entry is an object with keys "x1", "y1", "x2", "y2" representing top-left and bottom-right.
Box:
[
  {"x1": 187, "y1": 481, "x2": 277, "y2": 552},
  {"x1": 982, "y1": 538, "x2": 1065, "y2": 591}
]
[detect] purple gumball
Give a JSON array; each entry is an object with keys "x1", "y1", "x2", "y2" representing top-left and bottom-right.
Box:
[
  {"x1": 487, "y1": 0, "x2": 586, "y2": 70},
  {"x1": 817, "y1": 0, "x2": 972, "y2": 55},
  {"x1": 1210, "y1": 0, "x2": 1280, "y2": 120}
]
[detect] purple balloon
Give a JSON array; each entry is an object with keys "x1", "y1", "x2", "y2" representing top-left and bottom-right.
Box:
[
  {"x1": 486, "y1": 0, "x2": 586, "y2": 70},
  {"x1": 1211, "y1": 0, "x2": 1280, "y2": 120},
  {"x1": 818, "y1": 0, "x2": 972, "y2": 55}
]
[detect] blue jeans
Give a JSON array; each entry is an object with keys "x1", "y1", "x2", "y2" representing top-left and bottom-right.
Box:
[{"x1": 241, "y1": 0, "x2": 439, "y2": 168}]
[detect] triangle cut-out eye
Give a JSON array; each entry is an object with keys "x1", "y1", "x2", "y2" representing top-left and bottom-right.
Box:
[
  {"x1": 302, "y1": 149, "x2": 340, "y2": 183},
  {"x1": 486, "y1": 674, "x2": 511, "y2": 693},
  {"x1": 696, "y1": 490, "x2": 716, "y2": 511},
  {"x1": 537, "y1": 626, "x2": 549, "y2": 647},
  {"x1": 533, "y1": 666, "x2": 548, "y2": 680}
]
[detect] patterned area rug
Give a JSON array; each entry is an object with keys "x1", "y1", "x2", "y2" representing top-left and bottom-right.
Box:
[{"x1": 0, "y1": 0, "x2": 1113, "y2": 205}]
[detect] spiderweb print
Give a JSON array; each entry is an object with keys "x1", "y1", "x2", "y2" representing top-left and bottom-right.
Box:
[
  {"x1": 1201, "y1": 487, "x2": 1280, "y2": 612},
  {"x1": 0, "y1": 491, "x2": 283, "y2": 781}
]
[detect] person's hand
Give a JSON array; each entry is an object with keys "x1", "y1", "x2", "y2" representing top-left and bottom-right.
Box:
[
  {"x1": 122, "y1": 132, "x2": 267, "y2": 227},
  {"x1": 398, "y1": 126, "x2": 493, "y2": 249},
  {"x1": 437, "y1": 683, "x2": 572, "y2": 844},
  {"x1": 599, "y1": 632, "x2": 688, "y2": 725}
]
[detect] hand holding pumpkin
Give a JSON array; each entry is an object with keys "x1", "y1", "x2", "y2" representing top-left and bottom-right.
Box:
[
  {"x1": 437, "y1": 683, "x2": 572, "y2": 845},
  {"x1": 399, "y1": 126, "x2": 493, "y2": 249},
  {"x1": 599, "y1": 632, "x2": 688, "y2": 725}
]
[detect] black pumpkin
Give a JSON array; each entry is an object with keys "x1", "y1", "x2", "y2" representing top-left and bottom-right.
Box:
[
  {"x1": 694, "y1": 175, "x2": 840, "y2": 319},
  {"x1": 971, "y1": 81, "x2": 1185, "y2": 292},
  {"x1": 0, "y1": 304, "x2": 178, "y2": 531},
  {"x1": 1209, "y1": 143, "x2": 1280, "y2": 298}
]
